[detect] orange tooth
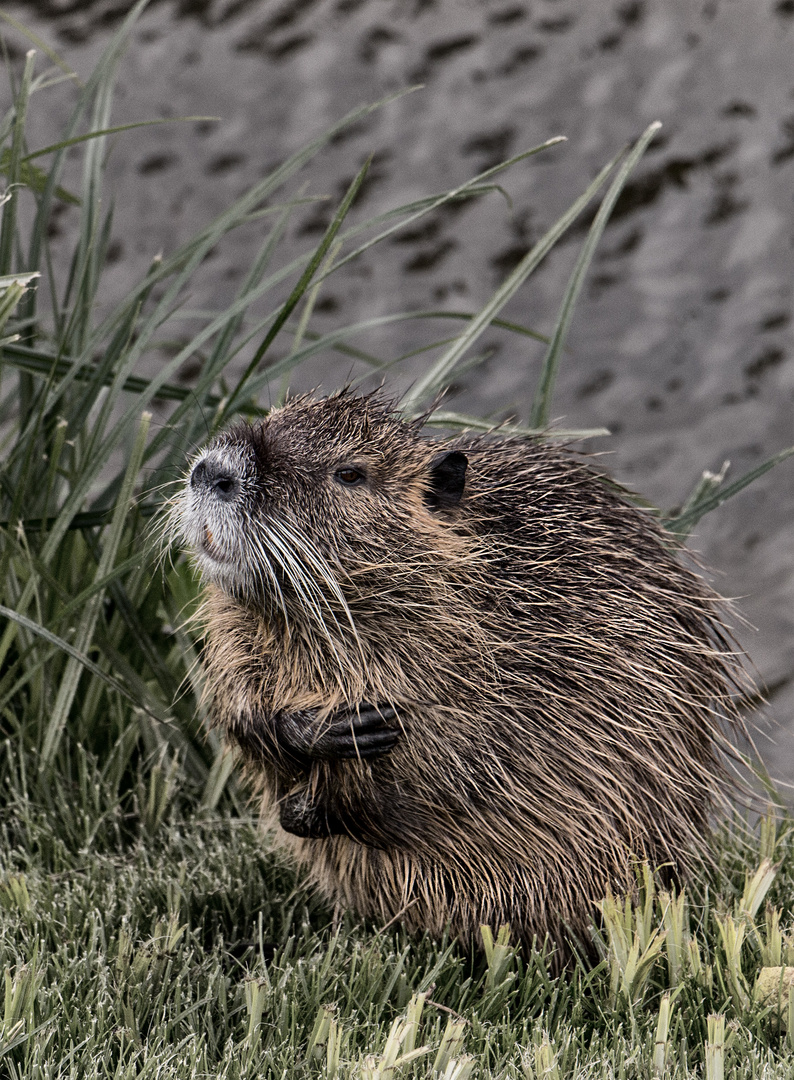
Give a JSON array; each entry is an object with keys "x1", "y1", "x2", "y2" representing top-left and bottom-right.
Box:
[{"x1": 204, "y1": 525, "x2": 213, "y2": 546}]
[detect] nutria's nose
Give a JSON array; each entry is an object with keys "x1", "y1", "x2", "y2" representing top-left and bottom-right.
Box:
[{"x1": 190, "y1": 458, "x2": 240, "y2": 501}]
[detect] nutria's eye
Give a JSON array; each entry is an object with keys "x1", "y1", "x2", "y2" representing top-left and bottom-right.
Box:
[{"x1": 334, "y1": 466, "x2": 366, "y2": 487}]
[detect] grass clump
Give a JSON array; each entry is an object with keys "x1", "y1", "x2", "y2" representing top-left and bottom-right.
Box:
[
  {"x1": 2, "y1": 764, "x2": 794, "y2": 1076},
  {"x1": 1, "y1": 4, "x2": 794, "y2": 1075}
]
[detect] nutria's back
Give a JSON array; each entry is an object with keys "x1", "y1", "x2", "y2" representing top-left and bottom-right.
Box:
[{"x1": 175, "y1": 390, "x2": 749, "y2": 958}]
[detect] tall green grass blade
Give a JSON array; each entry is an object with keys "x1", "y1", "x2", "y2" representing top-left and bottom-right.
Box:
[
  {"x1": 0, "y1": 273, "x2": 37, "y2": 336},
  {"x1": 290, "y1": 239, "x2": 342, "y2": 360},
  {"x1": 65, "y1": 98, "x2": 421, "y2": 472},
  {"x1": 330, "y1": 139, "x2": 566, "y2": 278},
  {"x1": 20, "y1": 117, "x2": 219, "y2": 163},
  {"x1": 173, "y1": 202, "x2": 300, "y2": 458},
  {"x1": 193, "y1": 205, "x2": 294, "y2": 391},
  {"x1": 2, "y1": 115, "x2": 216, "y2": 213},
  {"x1": 40, "y1": 412, "x2": 151, "y2": 769},
  {"x1": 66, "y1": 56, "x2": 120, "y2": 354},
  {"x1": 24, "y1": 0, "x2": 153, "y2": 306},
  {"x1": 399, "y1": 150, "x2": 623, "y2": 412},
  {"x1": 675, "y1": 461, "x2": 729, "y2": 526},
  {"x1": 1, "y1": 260, "x2": 155, "y2": 553},
  {"x1": 0, "y1": 604, "x2": 154, "y2": 716},
  {"x1": 0, "y1": 507, "x2": 160, "y2": 535},
  {"x1": 224, "y1": 158, "x2": 373, "y2": 417},
  {"x1": 420, "y1": 411, "x2": 610, "y2": 439},
  {"x1": 0, "y1": 308, "x2": 550, "y2": 405},
  {"x1": 664, "y1": 446, "x2": 794, "y2": 535},
  {"x1": 0, "y1": 527, "x2": 141, "y2": 616},
  {"x1": 226, "y1": 310, "x2": 460, "y2": 406},
  {"x1": 530, "y1": 121, "x2": 662, "y2": 428},
  {"x1": 201, "y1": 744, "x2": 238, "y2": 812},
  {"x1": 97, "y1": 640, "x2": 207, "y2": 780},
  {"x1": 0, "y1": 49, "x2": 35, "y2": 276},
  {"x1": 0, "y1": 150, "x2": 79, "y2": 205},
  {"x1": 87, "y1": 85, "x2": 419, "y2": 346},
  {"x1": 0, "y1": 56, "x2": 38, "y2": 428},
  {"x1": 0, "y1": 342, "x2": 197, "y2": 402},
  {"x1": 0, "y1": 269, "x2": 39, "y2": 290},
  {"x1": 0, "y1": 11, "x2": 81, "y2": 84},
  {"x1": 411, "y1": 309, "x2": 550, "y2": 345}
]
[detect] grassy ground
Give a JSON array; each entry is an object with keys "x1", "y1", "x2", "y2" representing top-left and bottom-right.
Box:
[
  {"x1": 1, "y1": 742, "x2": 794, "y2": 1078},
  {"x1": 2, "y1": 5, "x2": 794, "y2": 1077}
]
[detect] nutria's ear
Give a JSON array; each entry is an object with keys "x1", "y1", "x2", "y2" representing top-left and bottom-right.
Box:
[{"x1": 426, "y1": 451, "x2": 468, "y2": 509}]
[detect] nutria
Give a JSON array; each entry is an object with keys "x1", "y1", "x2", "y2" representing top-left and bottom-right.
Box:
[{"x1": 174, "y1": 389, "x2": 749, "y2": 958}]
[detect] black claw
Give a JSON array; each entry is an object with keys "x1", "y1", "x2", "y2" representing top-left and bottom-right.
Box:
[
  {"x1": 330, "y1": 728, "x2": 401, "y2": 760},
  {"x1": 318, "y1": 702, "x2": 399, "y2": 760},
  {"x1": 273, "y1": 702, "x2": 400, "y2": 762},
  {"x1": 339, "y1": 704, "x2": 397, "y2": 731}
]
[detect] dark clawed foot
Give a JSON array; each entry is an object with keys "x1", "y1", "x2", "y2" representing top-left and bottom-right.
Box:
[
  {"x1": 279, "y1": 791, "x2": 343, "y2": 838},
  {"x1": 320, "y1": 703, "x2": 399, "y2": 760},
  {"x1": 273, "y1": 703, "x2": 400, "y2": 762}
]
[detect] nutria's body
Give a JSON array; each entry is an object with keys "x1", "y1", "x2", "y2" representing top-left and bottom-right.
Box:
[{"x1": 176, "y1": 391, "x2": 747, "y2": 957}]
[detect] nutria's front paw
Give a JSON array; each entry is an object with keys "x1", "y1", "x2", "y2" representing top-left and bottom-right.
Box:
[
  {"x1": 279, "y1": 790, "x2": 344, "y2": 838},
  {"x1": 274, "y1": 703, "x2": 399, "y2": 762}
]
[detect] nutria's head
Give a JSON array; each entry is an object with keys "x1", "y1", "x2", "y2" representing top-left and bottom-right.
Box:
[{"x1": 176, "y1": 392, "x2": 469, "y2": 624}]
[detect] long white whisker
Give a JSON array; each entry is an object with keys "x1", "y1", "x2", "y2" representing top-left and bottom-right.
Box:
[
  {"x1": 262, "y1": 525, "x2": 336, "y2": 634},
  {"x1": 268, "y1": 517, "x2": 362, "y2": 654},
  {"x1": 245, "y1": 520, "x2": 290, "y2": 631}
]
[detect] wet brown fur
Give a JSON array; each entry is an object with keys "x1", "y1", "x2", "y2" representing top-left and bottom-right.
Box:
[{"x1": 184, "y1": 390, "x2": 749, "y2": 958}]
